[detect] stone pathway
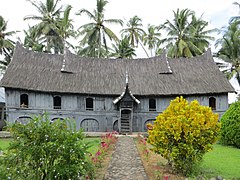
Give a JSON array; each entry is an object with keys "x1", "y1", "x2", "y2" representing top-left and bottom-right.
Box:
[{"x1": 104, "y1": 136, "x2": 148, "y2": 180}]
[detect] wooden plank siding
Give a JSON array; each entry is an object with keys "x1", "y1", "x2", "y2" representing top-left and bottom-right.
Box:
[{"x1": 4, "y1": 88, "x2": 229, "y2": 132}]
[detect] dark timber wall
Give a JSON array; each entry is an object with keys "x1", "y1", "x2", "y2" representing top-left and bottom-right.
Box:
[{"x1": 5, "y1": 88, "x2": 229, "y2": 132}]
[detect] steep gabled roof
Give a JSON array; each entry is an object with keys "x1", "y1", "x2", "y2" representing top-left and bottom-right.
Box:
[{"x1": 0, "y1": 43, "x2": 235, "y2": 96}]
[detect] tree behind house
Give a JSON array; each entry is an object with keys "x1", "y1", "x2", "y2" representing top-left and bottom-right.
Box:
[
  {"x1": 76, "y1": 0, "x2": 123, "y2": 58},
  {"x1": 160, "y1": 8, "x2": 215, "y2": 58},
  {"x1": 0, "y1": 15, "x2": 16, "y2": 72}
]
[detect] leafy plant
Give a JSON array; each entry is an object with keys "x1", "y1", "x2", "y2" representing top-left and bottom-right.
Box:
[
  {"x1": 148, "y1": 96, "x2": 220, "y2": 175},
  {"x1": 220, "y1": 101, "x2": 240, "y2": 148},
  {"x1": 0, "y1": 114, "x2": 94, "y2": 180}
]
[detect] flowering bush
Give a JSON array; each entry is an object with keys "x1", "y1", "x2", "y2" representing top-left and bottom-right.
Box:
[
  {"x1": 1, "y1": 114, "x2": 94, "y2": 180},
  {"x1": 137, "y1": 134, "x2": 150, "y2": 161},
  {"x1": 148, "y1": 97, "x2": 220, "y2": 175},
  {"x1": 91, "y1": 131, "x2": 118, "y2": 167}
]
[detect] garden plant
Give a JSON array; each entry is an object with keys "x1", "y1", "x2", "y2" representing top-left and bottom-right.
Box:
[
  {"x1": 91, "y1": 131, "x2": 118, "y2": 167},
  {"x1": 0, "y1": 114, "x2": 94, "y2": 180},
  {"x1": 148, "y1": 96, "x2": 221, "y2": 175},
  {"x1": 220, "y1": 101, "x2": 240, "y2": 148}
]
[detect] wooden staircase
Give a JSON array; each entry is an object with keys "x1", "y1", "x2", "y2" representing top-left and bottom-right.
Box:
[{"x1": 120, "y1": 113, "x2": 130, "y2": 133}]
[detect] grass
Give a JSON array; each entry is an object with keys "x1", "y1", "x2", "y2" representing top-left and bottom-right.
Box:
[
  {"x1": 136, "y1": 137, "x2": 240, "y2": 179},
  {"x1": 0, "y1": 138, "x2": 12, "y2": 150},
  {"x1": 83, "y1": 137, "x2": 101, "y2": 155},
  {"x1": 197, "y1": 144, "x2": 240, "y2": 179}
]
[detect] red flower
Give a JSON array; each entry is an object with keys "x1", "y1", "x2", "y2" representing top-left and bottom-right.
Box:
[{"x1": 96, "y1": 150, "x2": 101, "y2": 156}]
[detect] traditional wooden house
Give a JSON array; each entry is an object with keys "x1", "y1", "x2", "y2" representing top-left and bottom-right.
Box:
[{"x1": 0, "y1": 43, "x2": 235, "y2": 133}]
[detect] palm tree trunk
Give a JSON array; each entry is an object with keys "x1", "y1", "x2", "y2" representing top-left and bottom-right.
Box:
[
  {"x1": 46, "y1": 36, "x2": 51, "y2": 53},
  {"x1": 139, "y1": 41, "x2": 149, "y2": 57},
  {"x1": 98, "y1": 30, "x2": 101, "y2": 58},
  {"x1": 102, "y1": 31, "x2": 109, "y2": 58}
]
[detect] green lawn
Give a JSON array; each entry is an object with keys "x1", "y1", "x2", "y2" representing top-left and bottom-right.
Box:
[
  {"x1": 0, "y1": 138, "x2": 100, "y2": 154},
  {"x1": 83, "y1": 137, "x2": 101, "y2": 155},
  {"x1": 0, "y1": 138, "x2": 12, "y2": 150},
  {"x1": 198, "y1": 144, "x2": 240, "y2": 179}
]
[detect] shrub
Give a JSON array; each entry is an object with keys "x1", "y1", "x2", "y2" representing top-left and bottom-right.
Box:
[
  {"x1": 220, "y1": 101, "x2": 240, "y2": 148},
  {"x1": 0, "y1": 114, "x2": 94, "y2": 180},
  {"x1": 148, "y1": 97, "x2": 220, "y2": 175}
]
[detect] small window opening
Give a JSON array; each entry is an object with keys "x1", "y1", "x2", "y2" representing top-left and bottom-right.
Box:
[
  {"x1": 149, "y1": 99, "x2": 156, "y2": 111},
  {"x1": 53, "y1": 96, "x2": 61, "y2": 109},
  {"x1": 86, "y1": 98, "x2": 94, "y2": 111},
  {"x1": 209, "y1": 97, "x2": 216, "y2": 110},
  {"x1": 20, "y1": 94, "x2": 28, "y2": 108}
]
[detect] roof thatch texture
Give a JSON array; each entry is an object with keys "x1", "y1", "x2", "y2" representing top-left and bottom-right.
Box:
[{"x1": 0, "y1": 43, "x2": 235, "y2": 96}]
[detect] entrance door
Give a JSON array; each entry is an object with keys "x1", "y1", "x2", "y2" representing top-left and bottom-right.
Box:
[{"x1": 120, "y1": 109, "x2": 132, "y2": 133}]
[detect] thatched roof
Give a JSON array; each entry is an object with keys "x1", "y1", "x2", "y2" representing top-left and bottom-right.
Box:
[{"x1": 0, "y1": 43, "x2": 235, "y2": 96}]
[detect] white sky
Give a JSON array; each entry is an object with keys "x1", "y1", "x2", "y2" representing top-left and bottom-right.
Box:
[
  {"x1": 0, "y1": 0, "x2": 239, "y2": 102},
  {"x1": 1, "y1": 0, "x2": 239, "y2": 53}
]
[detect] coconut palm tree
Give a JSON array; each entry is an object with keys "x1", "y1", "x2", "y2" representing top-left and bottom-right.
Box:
[
  {"x1": 0, "y1": 16, "x2": 15, "y2": 57},
  {"x1": 0, "y1": 48, "x2": 13, "y2": 72},
  {"x1": 189, "y1": 14, "x2": 216, "y2": 55},
  {"x1": 24, "y1": 0, "x2": 63, "y2": 53},
  {"x1": 76, "y1": 43, "x2": 109, "y2": 58},
  {"x1": 161, "y1": 8, "x2": 215, "y2": 58},
  {"x1": 161, "y1": 8, "x2": 195, "y2": 58},
  {"x1": 215, "y1": 21, "x2": 240, "y2": 85},
  {"x1": 121, "y1": 15, "x2": 148, "y2": 57},
  {"x1": 121, "y1": 16, "x2": 144, "y2": 47},
  {"x1": 76, "y1": 0, "x2": 123, "y2": 58},
  {"x1": 143, "y1": 24, "x2": 162, "y2": 57},
  {"x1": 51, "y1": 5, "x2": 75, "y2": 53},
  {"x1": 111, "y1": 36, "x2": 136, "y2": 59},
  {"x1": 24, "y1": 26, "x2": 45, "y2": 52},
  {"x1": 0, "y1": 16, "x2": 16, "y2": 72}
]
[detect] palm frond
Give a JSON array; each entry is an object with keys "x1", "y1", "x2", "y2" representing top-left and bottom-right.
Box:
[
  {"x1": 104, "y1": 19, "x2": 123, "y2": 26},
  {"x1": 104, "y1": 27, "x2": 119, "y2": 42},
  {"x1": 76, "y1": 9, "x2": 95, "y2": 20},
  {"x1": 24, "y1": 15, "x2": 43, "y2": 21}
]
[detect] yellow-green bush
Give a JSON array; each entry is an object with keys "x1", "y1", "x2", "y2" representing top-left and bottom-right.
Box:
[{"x1": 148, "y1": 97, "x2": 220, "y2": 175}]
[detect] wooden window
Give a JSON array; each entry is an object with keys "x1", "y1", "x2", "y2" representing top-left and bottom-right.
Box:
[
  {"x1": 20, "y1": 94, "x2": 28, "y2": 108},
  {"x1": 53, "y1": 96, "x2": 61, "y2": 109},
  {"x1": 149, "y1": 98, "x2": 156, "y2": 111},
  {"x1": 86, "y1": 97, "x2": 94, "y2": 111},
  {"x1": 209, "y1": 97, "x2": 216, "y2": 110}
]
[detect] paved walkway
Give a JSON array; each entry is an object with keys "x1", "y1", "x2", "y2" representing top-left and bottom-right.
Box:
[{"x1": 104, "y1": 136, "x2": 148, "y2": 180}]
